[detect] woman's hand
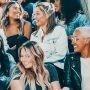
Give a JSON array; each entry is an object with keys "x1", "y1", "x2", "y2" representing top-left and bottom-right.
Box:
[{"x1": 51, "y1": 81, "x2": 61, "y2": 90}]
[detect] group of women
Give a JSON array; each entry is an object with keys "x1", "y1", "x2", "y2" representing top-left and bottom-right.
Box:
[{"x1": 0, "y1": 0, "x2": 90, "y2": 90}]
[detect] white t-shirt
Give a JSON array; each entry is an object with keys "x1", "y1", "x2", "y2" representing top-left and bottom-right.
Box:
[{"x1": 81, "y1": 58, "x2": 90, "y2": 90}]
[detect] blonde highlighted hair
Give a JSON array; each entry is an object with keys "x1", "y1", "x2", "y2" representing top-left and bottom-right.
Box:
[
  {"x1": 35, "y1": 2, "x2": 56, "y2": 34},
  {"x1": 17, "y1": 41, "x2": 51, "y2": 90}
]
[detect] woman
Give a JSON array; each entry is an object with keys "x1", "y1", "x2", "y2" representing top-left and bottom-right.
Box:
[
  {"x1": 63, "y1": 26, "x2": 90, "y2": 90},
  {"x1": 10, "y1": 41, "x2": 61, "y2": 90},
  {"x1": 30, "y1": 2, "x2": 68, "y2": 87},
  {"x1": 0, "y1": 35, "x2": 15, "y2": 90},
  {"x1": 2, "y1": 1, "x2": 31, "y2": 62},
  {"x1": 49, "y1": 0, "x2": 64, "y2": 25},
  {"x1": 2, "y1": 1, "x2": 31, "y2": 47}
]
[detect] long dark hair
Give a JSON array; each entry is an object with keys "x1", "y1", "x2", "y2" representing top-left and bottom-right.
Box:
[
  {"x1": 61, "y1": 0, "x2": 83, "y2": 24},
  {"x1": 0, "y1": 35, "x2": 4, "y2": 51}
]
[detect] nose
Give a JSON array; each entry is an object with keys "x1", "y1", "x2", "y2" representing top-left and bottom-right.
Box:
[
  {"x1": 20, "y1": 56, "x2": 26, "y2": 62},
  {"x1": 17, "y1": 9, "x2": 21, "y2": 14}
]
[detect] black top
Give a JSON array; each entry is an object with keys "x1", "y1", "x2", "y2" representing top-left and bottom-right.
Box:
[
  {"x1": 7, "y1": 34, "x2": 19, "y2": 48},
  {"x1": 0, "y1": 50, "x2": 11, "y2": 89},
  {"x1": 11, "y1": 63, "x2": 59, "y2": 90},
  {"x1": 7, "y1": 35, "x2": 28, "y2": 62},
  {"x1": 64, "y1": 53, "x2": 81, "y2": 90}
]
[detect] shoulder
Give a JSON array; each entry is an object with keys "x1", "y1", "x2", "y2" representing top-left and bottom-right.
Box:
[
  {"x1": 54, "y1": 25, "x2": 65, "y2": 31},
  {"x1": 52, "y1": 25, "x2": 67, "y2": 38},
  {"x1": 53, "y1": 25, "x2": 66, "y2": 34},
  {"x1": 23, "y1": 20, "x2": 31, "y2": 28},
  {"x1": 11, "y1": 65, "x2": 21, "y2": 80},
  {"x1": 65, "y1": 53, "x2": 80, "y2": 63}
]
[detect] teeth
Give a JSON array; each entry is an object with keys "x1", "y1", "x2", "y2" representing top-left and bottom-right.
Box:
[
  {"x1": 15, "y1": 13, "x2": 20, "y2": 17},
  {"x1": 74, "y1": 46, "x2": 77, "y2": 48}
]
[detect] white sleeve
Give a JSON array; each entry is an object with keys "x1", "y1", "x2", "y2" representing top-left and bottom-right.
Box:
[{"x1": 45, "y1": 26, "x2": 68, "y2": 63}]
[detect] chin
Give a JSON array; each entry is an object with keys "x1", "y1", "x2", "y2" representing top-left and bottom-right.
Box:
[
  {"x1": 74, "y1": 49, "x2": 80, "y2": 53},
  {"x1": 24, "y1": 65, "x2": 32, "y2": 69},
  {"x1": 24, "y1": 66, "x2": 30, "y2": 69},
  {"x1": 74, "y1": 49, "x2": 78, "y2": 52},
  {"x1": 36, "y1": 23, "x2": 40, "y2": 27}
]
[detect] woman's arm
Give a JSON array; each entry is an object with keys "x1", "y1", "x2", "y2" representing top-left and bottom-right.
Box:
[
  {"x1": 11, "y1": 80, "x2": 23, "y2": 90},
  {"x1": 23, "y1": 21, "x2": 32, "y2": 39}
]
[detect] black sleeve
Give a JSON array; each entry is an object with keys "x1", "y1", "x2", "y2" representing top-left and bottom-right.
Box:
[
  {"x1": 45, "y1": 63, "x2": 59, "y2": 83},
  {"x1": 63, "y1": 55, "x2": 72, "y2": 87}
]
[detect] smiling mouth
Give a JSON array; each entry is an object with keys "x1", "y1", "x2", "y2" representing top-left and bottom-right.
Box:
[
  {"x1": 74, "y1": 45, "x2": 77, "y2": 47},
  {"x1": 73, "y1": 45, "x2": 77, "y2": 49},
  {"x1": 14, "y1": 14, "x2": 21, "y2": 18}
]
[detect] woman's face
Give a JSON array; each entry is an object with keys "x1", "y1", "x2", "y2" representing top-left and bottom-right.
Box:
[
  {"x1": 72, "y1": 30, "x2": 87, "y2": 53},
  {"x1": 35, "y1": 7, "x2": 48, "y2": 27},
  {"x1": 54, "y1": 0, "x2": 61, "y2": 12},
  {"x1": 7, "y1": 3, "x2": 22, "y2": 19},
  {"x1": 20, "y1": 48, "x2": 36, "y2": 69}
]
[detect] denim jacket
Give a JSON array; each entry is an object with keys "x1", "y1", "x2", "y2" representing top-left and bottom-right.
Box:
[
  {"x1": 65, "y1": 13, "x2": 90, "y2": 36},
  {"x1": 30, "y1": 25, "x2": 68, "y2": 69},
  {"x1": 0, "y1": 51, "x2": 15, "y2": 89}
]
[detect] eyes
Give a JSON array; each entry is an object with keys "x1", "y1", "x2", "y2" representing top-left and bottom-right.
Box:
[
  {"x1": 20, "y1": 54, "x2": 31, "y2": 58},
  {"x1": 71, "y1": 37, "x2": 80, "y2": 41},
  {"x1": 36, "y1": 12, "x2": 41, "y2": 16},
  {"x1": 9, "y1": 4, "x2": 21, "y2": 12}
]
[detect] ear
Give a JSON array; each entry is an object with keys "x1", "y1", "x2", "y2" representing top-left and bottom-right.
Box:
[{"x1": 85, "y1": 38, "x2": 90, "y2": 44}]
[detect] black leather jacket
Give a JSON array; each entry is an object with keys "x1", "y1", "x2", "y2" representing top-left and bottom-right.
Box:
[
  {"x1": 0, "y1": 50, "x2": 15, "y2": 90},
  {"x1": 64, "y1": 53, "x2": 82, "y2": 90}
]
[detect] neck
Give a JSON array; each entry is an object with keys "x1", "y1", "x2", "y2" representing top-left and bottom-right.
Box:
[
  {"x1": 81, "y1": 45, "x2": 90, "y2": 58},
  {"x1": 9, "y1": 18, "x2": 17, "y2": 25},
  {"x1": 40, "y1": 23, "x2": 47, "y2": 35}
]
